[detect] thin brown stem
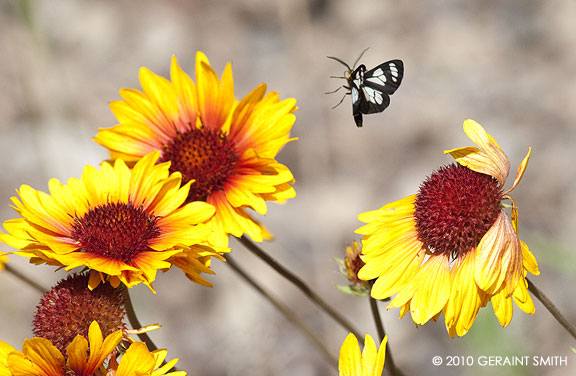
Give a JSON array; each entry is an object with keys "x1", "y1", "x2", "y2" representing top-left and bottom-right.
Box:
[
  {"x1": 237, "y1": 236, "x2": 362, "y2": 339},
  {"x1": 369, "y1": 287, "x2": 403, "y2": 376},
  {"x1": 369, "y1": 295, "x2": 385, "y2": 343},
  {"x1": 121, "y1": 287, "x2": 158, "y2": 351},
  {"x1": 527, "y1": 278, "x2": 576, "y2": 341},
  {"x1": 122, "y1": 288, "x2": 182, "y2": 372},
  {"x1": 4, "y1": 264, "x2": 47, "y2": 293},
  {"x1": 225, "y1": 254, "x2": 338, "y2": 368}
]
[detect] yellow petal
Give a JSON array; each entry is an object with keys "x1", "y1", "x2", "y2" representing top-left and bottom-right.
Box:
[
  {"x1": 17, "y1": 338, "x2": 65, "y2": 376},
  {"x1": 360, "y1": 335, "x2": 377, "y2": 376},
  {"x1": 520, "y1": 240, "x2": 539, "y2": 276},
  {"x1": 409, "y1": 254, "x2": 451, "y2": 324},
  {"x1": 504, "y1": 147, "x2": 531, "y2": 195},
  {"x1": 374, "y1": 336, "x2": 387, "y2": 376},
  {"x1": 444, "y1": 250, "x2": 487, "y2": 337},
  {"x1": 116, "y1": 342, "x2": 156, "y2": 376},
  {"x1": 491, "y1": 288, "x2": 514, "y2": 326},
  {"x1": 474, "y1": 210, "x2": 523, "y2": 296},
  {"x1": 339, "y1": 334, "x2": 361, "y2": 376},
  {"x1": 513, "y1": 277, "x2": 535, "y2": 314},
  {"x1": 445, "y1": 119, "x2": 510, "y2": 187},
  {"x1": 66, "y1": 335, "x2": 88, "y2": 373},
  {"x1": 170, "y1": 55, "x2": 198, "y2": 131}
]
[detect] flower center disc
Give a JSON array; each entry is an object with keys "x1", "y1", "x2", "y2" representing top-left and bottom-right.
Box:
[
  {"x1": 71, "y1": 202, "x2": 160, "y2": 263},
  {"x1": 33, "y1": 274, "x2": 126, "y2": 355},
  {"x1": 414, "y1": 163, "x2": 502, "y2": 257},
  {"x1": 161, "y1": 127, "x2": 239, "y2": 202}
]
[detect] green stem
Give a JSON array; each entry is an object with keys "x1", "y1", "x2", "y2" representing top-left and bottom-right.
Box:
[
  {"x1": 225, "y1": 254, "x2": 338, "y2": 368},
  {"x1": 527, "y1": 278, "x2": 576, "y2": 341},
  {"x1": 4, "y1": 264, "x2": 47, "y2": 293},
  {"x1": 237, "y1": 236, "x2": 362, "y2": 339}
]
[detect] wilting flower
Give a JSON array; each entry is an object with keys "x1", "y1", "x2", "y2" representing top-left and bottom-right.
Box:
[
  {"x1": 338, "y1": 333, "x2": 387, "y2": 376},
  {"x1": 335, "y1": 241, "x2": 371, "y2": 296},
  {"x1": 0, "y1": 321, "x2": 184, "y2": 376},
  {"x1": 32, "y1": 273, "x2": 126, "y2": 354},
  {"x1": 356, "y1": 119, "x2": 539, "y2": 337},
  {"x1": 1, "y1": 152, "x2": 225, "y2": 291},
  {"x1": 94, "y1": 52, "x2": 297, "y2": 247}
]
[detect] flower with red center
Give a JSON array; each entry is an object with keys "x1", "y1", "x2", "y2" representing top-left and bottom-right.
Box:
[
  {"x1": 93, "y1": 52, "x2": 297, "y2": 247},
  {"x1": 335, "y1": 241, "x2": 371, "y2": 297},
  {"x1": 338, "y1": 333, "x2": 387, "y2": 376},
  {"x1": 32, "y1": 273, "x2": 126, "y2": 355},
  {"x1": 356, "y1": 119, "x2": 539, "y2": 337},
  {"x1": 1, "y1": 151, "x2": 224, "y2": 291},
  {"x1": 0, "y1": 321, "x2": 184, "y2": 376}
]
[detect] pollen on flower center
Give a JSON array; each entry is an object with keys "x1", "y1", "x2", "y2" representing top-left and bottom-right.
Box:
[
  {"x1": 414, "y1": 163, "x2": 502, "y2": 257},
  {"x1": 161, "y1": 127, "x2": 239, "y2": 202},
  {"x1": 71, "y1": 202, "x2": 160, "y2": 263}
]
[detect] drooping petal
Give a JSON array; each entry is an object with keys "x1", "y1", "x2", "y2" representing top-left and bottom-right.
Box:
[
  {"x1": 388, "y1": 254, "x2": 450, "y2": 325},
  {"x1": 512, "y1": 276, "x2": 535, "y2": 315},
  {"x1": 491, "y1": 287, "x2": 514, "y2": 326},
  {"x1": 445, "y1": 119, "x2": 510, "y2": 187},
  {"x1": 520, "y1": 240, "x2": 539, "y2": 276},
  {"x1": 504, "y1": 147, "x2": 531, "y2": 195},
  {"x1": 474, "y1": 210, "x2": 523, "y2": 297},
  {"x1": 444, "y1": 250, "x2": 488, "y2": 337}
]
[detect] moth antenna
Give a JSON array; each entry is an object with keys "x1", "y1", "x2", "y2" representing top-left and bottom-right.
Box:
[
  {"x1": 352, "y1": 47, "x2": 370, "y2": 69},
  {"x1": 326, "y1": 55, "x2": 351, "y2": 71}
]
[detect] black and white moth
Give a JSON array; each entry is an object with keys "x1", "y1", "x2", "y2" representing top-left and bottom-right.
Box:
[{"x1": 327, "y1": 48, "x2": 404, "y2": 127}]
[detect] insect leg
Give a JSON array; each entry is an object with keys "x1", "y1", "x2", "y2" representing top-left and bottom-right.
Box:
[
  {"x1": 331, "y1": 92, "x2": 349, "y2": 109},
  {"x1": 325, "y1": 86, "x2": 344, "y2": 95}
]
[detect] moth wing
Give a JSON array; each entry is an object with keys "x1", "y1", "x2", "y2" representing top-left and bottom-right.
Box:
[
  {"x1": 364, "y1": 60, "x2": 404, "y2": 95},
  {"x1": 359, "y1": 86, "x2": 391, "y2": 114}
]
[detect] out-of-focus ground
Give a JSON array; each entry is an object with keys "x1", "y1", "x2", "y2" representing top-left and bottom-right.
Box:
[{"x1": 1, "y1": 1, "x2": 575, "y2": 375}]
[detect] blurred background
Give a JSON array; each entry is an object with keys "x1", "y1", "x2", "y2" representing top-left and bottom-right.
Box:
[{"x1": 1, "y1": 0, "x2": 575, "y2": 375}]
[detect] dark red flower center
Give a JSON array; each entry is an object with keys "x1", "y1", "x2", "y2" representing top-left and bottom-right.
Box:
[
  {"x1": 414, "y1": 163, "x2": 502, "y2": 257},
  {"x1": 33, "y1": 273, "x2": 126, "y2": 356},
  {"x1": 160, "y1": 127, "x2": 239, "y2": 202},
  {"x1": 345, "y1": 242, "x2": 366, "y2": 283},
  {"x1": 71, "y1": 202, "x2": 160, "y2": 264}
]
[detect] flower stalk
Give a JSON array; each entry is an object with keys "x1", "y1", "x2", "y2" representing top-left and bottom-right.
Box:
[
  {"x1": 225, "y1": 254, "x2": 338, "y2": 368},
  {"x1": 527, "y1": 277, "x2": 576, "y2": 341},
  {"x1": 369, "y1": 286, "x2": 403, "y2": 376},
  {"x1": 4, "y1": 263, "x2": 47, "y2": 293},
  {"x1": 122, "y1": 287, "x2": 159, "y2": 352},
  {"x1": 237, "y1": 236, "x2": 361, "y2": 339}
]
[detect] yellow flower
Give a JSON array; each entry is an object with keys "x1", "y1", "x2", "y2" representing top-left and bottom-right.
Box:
[
  {"x1": 94, "y1": 52, "x2": 297, "y2": 247},
  {"x1": 335, "y1": 241, "x2": 371, "y2": 297},
  {"x1": 356, "y1": 119, "x2": 539, "y2": 337},
  {"x1": 0, "y1": 254, "x2": 7, "y2": 271},
  {"x1": 113, "y1": 342, "x2": 185, "y2": 376},
  {"x1": 0, "y1": 321, "x2": 184, "y2": 376},
  {"x1": 338, "y1": 333, "x2": 387, "y2": 376},
  {"x1": 2, "y1": 152, "x2": 225, "y2": 291}
]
